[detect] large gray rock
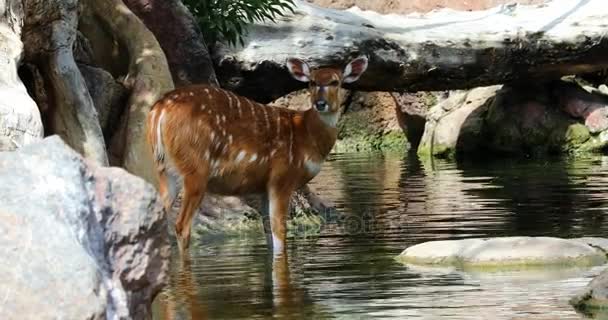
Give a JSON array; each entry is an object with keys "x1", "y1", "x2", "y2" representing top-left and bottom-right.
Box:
[
  {"x1": 417, "y1": 86, "x2": 499, "y2": 158},
  {"x1": 0, "y1": 135, "x2": 170, "y2": 319},
  {"x1": 0, "y1": 0, "x2": 44, "y2": 151},
  {"x1": 571, "y1": 268, "x2": 608, "y2": 313},
  {"x1": 397, "y1": 237, "x2": 607, "y2": 271}
]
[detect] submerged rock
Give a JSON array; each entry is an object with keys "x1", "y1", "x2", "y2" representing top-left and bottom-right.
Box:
[
  {"x1": 0, "y1": 136, "x2": 170, "y2": 319},
  {"x1": 396, "y1": 237, "x2": 607, "y2": 270},
  {"x1": 571, "y1": 268, "x2": 608, "y2": 313}
]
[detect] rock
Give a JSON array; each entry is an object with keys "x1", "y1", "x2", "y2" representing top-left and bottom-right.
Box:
[
  {"x1": 418, "y1": 86, "x2": 500, "y2": 158},
  {"x1": 396, "y1": 237, "x2": 607, "y2": 270},
  {"x1": 484, "y1": 83, "x2": 586, "y2": 155},
  {"x1": 335, "y1": 91, "x2": 407, "y2": 152},
  {"x1": 307, "y1": 0, "x2": 547, "y2": 14},
  {"x1": 123, "y1": 0, "x2": 219, "y2": 86},
  {"x1": 571, "y1": 268, "x2": 608, "y2": 313},
  {"x1": 391, "y1": 92, "x2": 438, "y2": 151},
  {"x1": 0, "y1": 0, "x2": 44, "y2": 151},
  {"x1": 554, "y1": 82, "x2": 608, "y2": 133},
  {"x1": 0, "y1": 136, "x2": 170, "y2": 319},
  {"x1": 78, "y1": 63, "x2": 128, "y2": 139}
]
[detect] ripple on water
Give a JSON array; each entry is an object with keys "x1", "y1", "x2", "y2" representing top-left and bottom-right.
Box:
[{"x1": 153, "y1": 152, "x2": 608, "y2": 320}]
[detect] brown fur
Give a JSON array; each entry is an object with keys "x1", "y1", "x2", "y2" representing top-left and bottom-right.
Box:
[{"x1": 145, "y1": 58, "x2": 367, "y2": 253}]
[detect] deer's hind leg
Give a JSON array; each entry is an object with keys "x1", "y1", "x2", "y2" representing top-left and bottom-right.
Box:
[{"x1": 175, "y1": 170, "x2": 208, "y2": 253}]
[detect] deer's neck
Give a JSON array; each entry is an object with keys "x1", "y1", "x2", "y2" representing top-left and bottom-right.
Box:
[{"x1": 303, "y1": 108, "x2": 339, "y2": 159}]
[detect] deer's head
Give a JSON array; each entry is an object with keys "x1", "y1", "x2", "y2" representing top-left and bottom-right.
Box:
[{"x1": 286, "y1": 56, "x2": 368, "y2": 120}]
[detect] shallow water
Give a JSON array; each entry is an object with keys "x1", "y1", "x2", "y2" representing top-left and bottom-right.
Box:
[{"x1": 153, "y1": 152, "x2": 608, "y2": 320}]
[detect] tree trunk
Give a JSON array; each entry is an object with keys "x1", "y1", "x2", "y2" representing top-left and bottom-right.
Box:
[
  {"x1": 86, "y1": 0, "x2": 174, "y2": 186},
  {"x1": 214, "y1": 0, "x2": 608, "y2": 103},
  {"x1": 0, "y1": 0, "x2": 43, "y2": 151},
  {"x1": 123, "y1": 0, "x2": 219, "y2": 87},
  {"x1": 21, "y1": 0, "x2": 108, "y2": 165}
]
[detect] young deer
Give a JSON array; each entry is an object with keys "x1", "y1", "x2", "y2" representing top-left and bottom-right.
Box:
[{"x1": 146, "y1": 56, "x2": 368, "y2": 253}]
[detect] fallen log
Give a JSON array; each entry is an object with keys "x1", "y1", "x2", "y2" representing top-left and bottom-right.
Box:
[{"x1": 214, "y1": 0, "x2": 608, "y2": 103}]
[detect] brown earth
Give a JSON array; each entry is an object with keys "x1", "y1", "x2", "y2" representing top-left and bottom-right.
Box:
[{"x1": 307, "y1": 0, "x2": 548, "y2": 14}]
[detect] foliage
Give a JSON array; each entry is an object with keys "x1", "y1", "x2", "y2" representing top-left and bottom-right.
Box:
[{"x1": 183, "y1": 0, "x2": 296, "y2": 47}]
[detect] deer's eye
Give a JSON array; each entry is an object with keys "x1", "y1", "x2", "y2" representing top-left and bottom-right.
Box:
[{"x1": 329, "y1": 80, "x2": 340, "y2": 86}]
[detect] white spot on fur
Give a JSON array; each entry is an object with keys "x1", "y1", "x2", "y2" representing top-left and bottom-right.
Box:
[
  {"x1": 215, "y1": 114, "x2": 220, "y2": 125},
  {"x1": 204, "y1": 150, "x2": 210, "y2": 160},
  {"x1": 189, "y1": 92, "x2": 194, "y2": 96},
  {"x1": 198, "y1": 119, "x2": 203, "y2": 126},
  {"x1": 235, "y1": 94, "x2": 242, "y2": 117},
  {"x1": 156, "y1": 110, "x2": 166, "y2": 159},
  {"x1": 228, "y1": 135, "x2": 233, "y2": 144},
  {"x1": 221, "y1": 115, "x2": 226, "y2": 123},
  {"x1": 270, "y1": 149, "x2": 277, "y2": 157},
  {"x1": 166, "y1": 99, "x2": 173, "y2": 104},
  {"x1": 249, "y1": 153, "x2": 258, "y2": 163},
  {"x1": 236, "y1": 151, "x2": 246, "y2": 163},
  {"x1": 210, "y1": 132, "x2": 215, "y2": 141},
  {"x1": 201, "y1": 104, "x2": 206, "y2": 111}
]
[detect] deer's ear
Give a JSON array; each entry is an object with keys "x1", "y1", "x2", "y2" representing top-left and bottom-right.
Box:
[
  {"x1": 286, "y1": 58, "x2": 311, "y2": 82},
  {"x1": 342, "y1": 56, "x2": 368, "y2": 83}
]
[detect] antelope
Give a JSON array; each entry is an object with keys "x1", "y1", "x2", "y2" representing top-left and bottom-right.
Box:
[{"x1": 145, "y1": 56, "x2": 368, "y2": 254}]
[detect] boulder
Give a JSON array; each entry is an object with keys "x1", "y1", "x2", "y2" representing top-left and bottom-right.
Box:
[
  {"x1": 0, "y1": 136, "x2": 170, "y2": 319},
  {"x1": 418, "y1": 86, "x2": 500, "y2": 158},
  {"x1": 0, "y1": 0, "x2": 43, "y2": 151},
  {"x1": 396, "y1": 237, "x2": 607, "y2": 271},
  {"x1": 571, "y1": 268, "x2": 608, "y2": 313},
  {"x1": 78, "y1": 63, "x2": 128, "y2": 139}
]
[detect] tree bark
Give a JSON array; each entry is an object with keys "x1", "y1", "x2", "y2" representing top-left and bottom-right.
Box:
[
  {"x1": 21, "y1": 0, "x2": 108, "y2": 165},
  {"x1": 123, "y1": 0, "x2": 219, "y2": 87},
  {"x1": 0, "y1": 0, "x2": 43, "y2": 151},
  {"x1": 214, "y1": 0, "x2": 608, "y2": 103},
  {"x1": 86, "y1": 0, "x2": 174, "y2": 186}
]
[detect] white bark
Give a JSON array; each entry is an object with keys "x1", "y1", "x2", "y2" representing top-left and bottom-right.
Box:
[{"x1": 215, "y1": 0, "x2": 608, "y2": 102}]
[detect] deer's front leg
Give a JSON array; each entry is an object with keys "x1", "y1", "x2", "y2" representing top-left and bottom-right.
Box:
[
  {"x1": 260, "y1": 192, "x2": 273, "y2": 250},
  {"x1": 268, "y1": 188, "x2": 291, "y2": 255}
]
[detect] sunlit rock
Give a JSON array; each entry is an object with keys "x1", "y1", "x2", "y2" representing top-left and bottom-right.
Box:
[
  {"x1": 0, "y1": 136, "x2": 170, "y2": 319},
  {"x1": 397, "y1": 237, "x2": 607, "y2": 271}
]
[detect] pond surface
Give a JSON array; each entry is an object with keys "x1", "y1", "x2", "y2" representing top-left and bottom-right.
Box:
[{"x1": 153, "y1": 152, "x2": 608, "y2": 320}]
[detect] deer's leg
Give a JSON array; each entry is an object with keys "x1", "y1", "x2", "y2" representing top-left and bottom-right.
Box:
[
  {"x1": 175, "y1": 172, "x2": 208, "y2": 252},
  {"x1": 268, "y1": 188, "x2": 292, "y2": 255},
  {"x1": 260, "y1": 192, "x2": 273, "y2": 250},
  {"x1": 156, "y1": 167, "x2": 180, "y2": 215}
]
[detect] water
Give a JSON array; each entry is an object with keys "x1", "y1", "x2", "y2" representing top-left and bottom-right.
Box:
[{"x1": 153, "y1": 152, "x2": 608, "y2": 320}]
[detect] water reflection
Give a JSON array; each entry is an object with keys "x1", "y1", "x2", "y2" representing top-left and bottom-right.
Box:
[{"x1": 154, "y1": 152, "x2": 608, "y2": 320}]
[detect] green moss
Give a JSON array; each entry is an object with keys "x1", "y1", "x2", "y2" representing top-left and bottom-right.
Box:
[
  {"x1": 416, "y1": 140, "x2": 456, "y2": 159},
  {"x1": 335, "y1": 110, "x2": 408, "y2": 153},
  {"x1": 565, "y1": 123, "x2": 590, "y2": 145},
  {"x1": 577, "y1": 130, "x2": 608, "y2": 153},
  {"x1": 421, "y1": 92, "x2": 438, "y2": 109}
]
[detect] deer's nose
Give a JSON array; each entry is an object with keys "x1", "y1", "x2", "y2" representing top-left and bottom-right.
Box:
[{"x1": 315, "y1": 100, "x2": 328, "y2": 112}]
